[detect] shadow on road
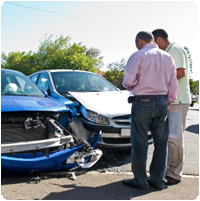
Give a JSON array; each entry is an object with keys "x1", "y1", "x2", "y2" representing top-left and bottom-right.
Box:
[
  {"x1": 189, "y1": 108, "x2": 199, "y2": 111},
  {"x1": 1, "y1": 171, "x2": 85, "y2": 186},
  {"x1": 90, "y1": 149, "x2": 131, "y2": 171},
  {"x1": 186, "y1": 124, "x2": 199, "y2": 134},
  {"x1": 42, "y1": 180, "x2": 159, "y2": 200}
]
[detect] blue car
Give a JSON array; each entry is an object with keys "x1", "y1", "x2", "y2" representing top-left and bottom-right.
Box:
[{"x1": 1, "y1": 69, "x2": 102, "y2": 175}]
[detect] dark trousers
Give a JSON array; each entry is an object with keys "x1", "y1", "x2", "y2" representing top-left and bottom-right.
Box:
[{"x1": 131, "y1": 98, "x2": 168, "y2": 188}]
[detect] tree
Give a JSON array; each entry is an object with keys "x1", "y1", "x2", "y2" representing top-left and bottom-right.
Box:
[
  {"x1": 189, "y1": 79, "x2": 199, "y2": 95},
  {"x1": 104, "y1": 59, "x2": 126, "y2": 89},
  {"x1": 1, "y1": 35, "x2": 104, "y2": 75},
  {"x1": 1, "y1": 51, "x2": 38, "y2": 75}
]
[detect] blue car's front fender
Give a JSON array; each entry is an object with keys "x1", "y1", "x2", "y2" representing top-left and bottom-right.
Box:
[{"x1": 50, "y1": 92, "x2": 78, "y2": 117}]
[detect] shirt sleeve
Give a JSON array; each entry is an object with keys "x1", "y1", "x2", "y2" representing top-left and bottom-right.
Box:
[
  {"x1": 169, "y1": 46, "x2": 185, "y2": 69},
  {"x1": 122, "y1": 53, "x2": 141, "y2": 91},
  {"x1": 167, "y1": 57, "x2": 179, "y2": 103}
]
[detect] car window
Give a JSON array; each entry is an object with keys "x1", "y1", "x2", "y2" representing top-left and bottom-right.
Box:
[
  {"x1": 51, "y1": 72, "x2": 118, "y2": 93},
  {"x1": 30, "y1": 74, "x2": 39, "y2": 84},
  {"x1": 1, "y1": 70, "x2": 44, "y2": 97},
  {"x1": 37, "y1": 73, "x2": 50, "y2": 92}
]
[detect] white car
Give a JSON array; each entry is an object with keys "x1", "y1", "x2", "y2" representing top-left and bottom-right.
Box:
[{"x1": 30, "y1": 69, "x2": 133, "y2": 148}]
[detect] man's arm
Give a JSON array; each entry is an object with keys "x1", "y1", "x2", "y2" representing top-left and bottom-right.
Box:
[
  {"x1": 177, "y1": 68, "x2": 185, "y2": 80},
  {"x1": 169, "y1": 47, "x2": 186, "y2": 80},
  {"x1": 122, "y1": 53, "x2": 140, "y2": 90},
  {"x1": 168, "y1": 58, "x2": 178, "y2": 103}
]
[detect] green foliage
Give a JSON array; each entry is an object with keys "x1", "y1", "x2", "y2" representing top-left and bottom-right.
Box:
[
  {"x1": 104, "y1": 59, "x2": 126, "y2": 89},
  {"x1": 189, "y1": 79, "x2": 199, "y2": 95},
  {"x1": 1, "y1": 51, "x2": 38, "y2": 75},
  {"x1": 1, "y1": 35, "x2": 104, "y2": 75}
]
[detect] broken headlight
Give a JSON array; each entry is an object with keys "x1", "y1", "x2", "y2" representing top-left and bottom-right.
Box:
[{"x1": 81, "y1": 106, "x2": 109, "y2": 125}]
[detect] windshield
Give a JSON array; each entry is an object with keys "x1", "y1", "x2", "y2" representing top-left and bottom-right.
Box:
[
  {"x1": 1, "y1": 70, "x2": 44, "y2": 97},
  {"x1": 51, "y1": 71, "x2": 118, "y2": 93}
]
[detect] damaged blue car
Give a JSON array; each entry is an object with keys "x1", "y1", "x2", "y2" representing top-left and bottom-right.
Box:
[{"x1": 1, "y1": 69, "x2": 102, "y2": 175}]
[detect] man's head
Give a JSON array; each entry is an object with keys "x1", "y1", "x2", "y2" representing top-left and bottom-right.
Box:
[
  {"x1": 135, "y1": 31, "x2": 154, "y2": 50},
  {"x1": 152, "y1": 29, "x2": 170, "y2": 50}
]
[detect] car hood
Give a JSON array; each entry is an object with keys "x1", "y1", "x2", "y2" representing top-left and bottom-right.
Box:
[
  {"x1": 1, "y1": 95, "x2": 68, "y2": 112},
  {"x1": 69, "y1": 91, "x2": 131, "y2": 118}
]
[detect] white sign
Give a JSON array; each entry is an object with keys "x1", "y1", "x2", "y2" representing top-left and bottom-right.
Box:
[{"x1": 168, "y1": 112, "x2": 181, "y2": 139}]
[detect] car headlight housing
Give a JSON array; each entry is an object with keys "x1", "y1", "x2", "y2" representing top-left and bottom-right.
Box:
[{"x1": 81, "y1": 106, "x2": 109, "y2": 125}]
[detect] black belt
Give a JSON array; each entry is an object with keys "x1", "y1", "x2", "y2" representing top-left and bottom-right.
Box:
[{"x1": 128, "y1": 95, "x2": 168, "y2": 103}]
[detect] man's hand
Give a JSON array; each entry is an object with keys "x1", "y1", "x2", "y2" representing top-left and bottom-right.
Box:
[{"x1": 168, "y1": 103, "x2": 171, "y2": 112}]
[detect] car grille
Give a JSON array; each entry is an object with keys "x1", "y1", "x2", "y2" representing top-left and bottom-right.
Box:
[
  {"x1": 112, "y1": 115, "x2": 131, "y2": 126},
  {"x1": 102, "y1": 137, "x2": 131, "y2": 144},
  {"x1": 1, "y1": 123, "x2": 46, "y2": 143},
  {"x1": 1, "y1": 111, "x2": 67, "y2": 143}
]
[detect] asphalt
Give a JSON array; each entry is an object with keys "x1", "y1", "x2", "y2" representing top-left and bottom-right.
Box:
[{"x1": 1, "y1": 171, "x2": 199, "y2": 200}]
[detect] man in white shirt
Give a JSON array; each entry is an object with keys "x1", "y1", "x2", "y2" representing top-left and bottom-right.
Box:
[{"x1": 152, "y1": 29, "x2": 191, "y2": 185}]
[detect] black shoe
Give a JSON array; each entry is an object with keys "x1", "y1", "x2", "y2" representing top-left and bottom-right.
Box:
[
  {"x1": 122, "y1": 179, "x2": 149, "y2": 190},
  {"x1": 166, "y1": 176, "x2": 181, "y2": 185},
  {"x1": 148, "y1": 180, "x2": 168, "y2": 190}
]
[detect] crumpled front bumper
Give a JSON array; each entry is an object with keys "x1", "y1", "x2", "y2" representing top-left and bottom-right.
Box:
[
  {"x1": 66, "y1": 149, "x2": 103, "y2": 170},
  {"x1": 65, "y1": 130, "x2": 103, "y2": 171},
  {"x1": 1, "y1": 131, "x2": 103, "y2": 175}
]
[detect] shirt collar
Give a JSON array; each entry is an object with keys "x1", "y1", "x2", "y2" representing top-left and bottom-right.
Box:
[
  {"x1": 165, "y1": 42, "x2": 175, "y2": 52},
  {"x1": 143, "y1": 43, "x2": 158, "y2": 49}
]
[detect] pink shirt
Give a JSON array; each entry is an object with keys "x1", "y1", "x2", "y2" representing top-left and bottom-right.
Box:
[{"x1": 123, "y1": 43, "x2": 178, "y2": 103}]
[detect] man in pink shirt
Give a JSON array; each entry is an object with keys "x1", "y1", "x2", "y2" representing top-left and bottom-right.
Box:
[{"x1": 122, "y1": 31, "x2": 178, "y2": 190}]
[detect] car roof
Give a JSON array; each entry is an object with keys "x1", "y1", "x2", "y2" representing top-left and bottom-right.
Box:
[
  {"x1": 2, "y1": 68, "x2": 23, "y2": 74},
  {"x1": 34, "y1": 69, "x2": 96, "y2": 74}
]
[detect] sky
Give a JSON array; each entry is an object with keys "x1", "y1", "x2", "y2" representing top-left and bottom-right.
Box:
[{"x1": 1, "y1": 1, "x2": 199, "y2": 80}]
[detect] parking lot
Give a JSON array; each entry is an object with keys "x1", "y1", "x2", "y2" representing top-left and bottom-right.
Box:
[{"x1": 1, "y1": 104, "x2": 199, "y2": 200}]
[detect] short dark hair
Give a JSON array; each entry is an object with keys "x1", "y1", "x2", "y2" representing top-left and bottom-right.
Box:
[
  {"x1": 136, "y1": 31, "x2": 154, "y2": 43},
  {"x1": 152, "y1": 29, "x2": 168, "y2": 41}
]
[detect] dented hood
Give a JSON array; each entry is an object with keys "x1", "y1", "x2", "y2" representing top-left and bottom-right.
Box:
[{"x1": 69, "y1": 91, "x2": 131, "y2": 118}]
